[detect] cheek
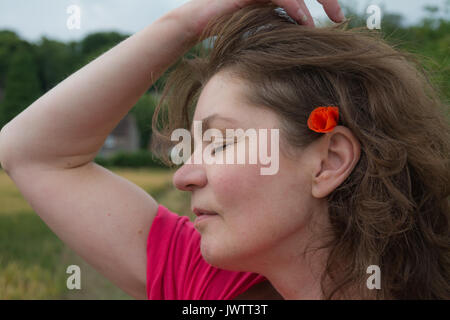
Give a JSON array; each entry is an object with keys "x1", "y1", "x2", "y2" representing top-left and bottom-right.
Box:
[
  {"x1": 211, "y1": 145, "x2": 309, "y2": 226},
  {"x1": 203, "y1": 166, "x2": 272, "y2": 257},
  {"x1": 208, "y1": 164, "x2": 302, "y2": 249},
  {"x1": 201, "y1": 146, "x2": 314, "y2": 268},
  {"x1": 211, "y1": 136, "x2": 272, "y2": 204},
  {"x1": 212, "y1": 164, "x2": 263, "y2": 211}
]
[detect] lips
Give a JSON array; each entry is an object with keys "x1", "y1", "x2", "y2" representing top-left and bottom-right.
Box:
[
  {"x1": 193, "y1": 208, "x2": 219, "y2": 217},
  {"x1": 193, "y1": 207, "x2": 219, "y2": 227}
]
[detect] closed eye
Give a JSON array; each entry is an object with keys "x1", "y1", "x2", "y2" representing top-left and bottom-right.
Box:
[{"x1": 212, "y1": 141, "x2": 234, "y2": 155}]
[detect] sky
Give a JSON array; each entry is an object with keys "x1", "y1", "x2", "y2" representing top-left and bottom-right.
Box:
[{"x1": 0, "y1": 0, "x2": 448, "y2": 42}]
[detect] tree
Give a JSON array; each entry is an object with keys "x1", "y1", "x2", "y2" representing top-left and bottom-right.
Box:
[
  {"x1": 129, "y1": 93, "x2": 158, "y2": 149},
  {"x1": 0, "y1": 46, "x2": 42, "y2": 128},
  {"x1": 80, "y1": 32, "x2": 128, "y2": 57},
  {"x1": 0, "y1": 30, "x2": 23, "y2": 93},
  {"x1": 35, "y1": 37, "x2": 79, "y2": 92}
]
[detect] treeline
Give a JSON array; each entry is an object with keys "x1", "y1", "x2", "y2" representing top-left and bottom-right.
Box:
[
  {"x1": 0, "y1": 30, "x2": 204, "y2": 151},
  {"x1": 344, "y1": 4, "x2": 450, "y2": 107},
  {"x1": 0, "y1": 5, "x2": 448, "y2": 150}
]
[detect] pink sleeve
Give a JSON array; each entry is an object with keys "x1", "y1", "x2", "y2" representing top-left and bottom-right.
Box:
[{"x1": 146, "y1": 204, "x2": 268, "y2": 300}]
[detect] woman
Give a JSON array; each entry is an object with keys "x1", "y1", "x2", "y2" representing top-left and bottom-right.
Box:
[{"x1": 0, "y1": 0, "x2": 449, "y2": 299}]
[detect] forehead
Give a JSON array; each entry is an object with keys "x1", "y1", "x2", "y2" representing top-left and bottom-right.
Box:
[
  {"x1": 193, "y1": 71, "x2": 277, "y2": 126},
  {"x1": 194, "y1": 71, "x2": 248, "y2": 119}
]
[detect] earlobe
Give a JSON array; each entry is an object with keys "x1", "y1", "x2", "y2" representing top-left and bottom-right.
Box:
[{"x1": 311, "y1": 127, "x2": 360, "y2": 199}]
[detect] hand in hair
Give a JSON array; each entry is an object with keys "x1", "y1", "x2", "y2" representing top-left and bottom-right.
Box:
[
  {"x1": 173, "y1": 0, "x2": 345, "y2": 38},
  {"x1": 234, "y1": 0, "x2": 344, "y2": 26}
]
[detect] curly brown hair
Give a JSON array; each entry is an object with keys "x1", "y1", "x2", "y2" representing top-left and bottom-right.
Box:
[{"x1": 151, "y1": 4, "x2": 450, "y2": 299}]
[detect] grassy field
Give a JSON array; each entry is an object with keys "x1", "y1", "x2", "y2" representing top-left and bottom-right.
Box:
[{"x1": 0, "y1": 167, "x2": 191, "y2": 299}]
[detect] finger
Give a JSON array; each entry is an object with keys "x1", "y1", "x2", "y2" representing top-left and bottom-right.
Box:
[
  {"x1": 317, "y1": 0, "x2": 345, "y2": 23},
  {"x1": 296, "y1": 0, "x2": 315, "y2": 27},
  {"x1": 274, "y1": 0, "x2": 315, "y2": 27}
]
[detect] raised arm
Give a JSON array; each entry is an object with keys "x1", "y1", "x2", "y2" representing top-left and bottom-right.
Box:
[
  {"x1": 0, "y1": 11, "x2": 197, "y2": 171},
  {"x1": 0, "y1": 9, "x2": 200, "y2": 301}
]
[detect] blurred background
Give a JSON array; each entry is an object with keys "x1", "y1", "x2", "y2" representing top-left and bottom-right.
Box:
[{"x1": 0, "y1": 0, "x2": 448, "y2": 299}]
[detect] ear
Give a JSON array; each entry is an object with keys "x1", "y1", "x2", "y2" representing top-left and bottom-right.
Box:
[{"x1": 311, "y1": 126, "x2": 361, "y2": 199}]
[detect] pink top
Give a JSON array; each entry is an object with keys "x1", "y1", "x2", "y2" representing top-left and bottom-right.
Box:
[{"x1": 146, "y1": 204, "x2": 268, "y2": 300}]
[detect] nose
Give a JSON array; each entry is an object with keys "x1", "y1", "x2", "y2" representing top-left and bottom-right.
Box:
[{"x1": 173, "y1": 162, "x2": 207, "y2": 191}]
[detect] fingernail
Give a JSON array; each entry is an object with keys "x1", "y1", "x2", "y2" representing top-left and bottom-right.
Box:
[{"x1": 297, "y1": 8, "x2": 308, "y2": 23}]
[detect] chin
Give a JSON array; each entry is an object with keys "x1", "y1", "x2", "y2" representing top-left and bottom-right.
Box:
[
  {"x1": 199, "y1": 238, "x2": 223, "y2": 267},
  {"x1": 200, "y1": 239, "x2": 249, "y2": 272}
]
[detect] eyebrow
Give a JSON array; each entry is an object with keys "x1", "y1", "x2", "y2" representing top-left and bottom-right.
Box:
[{"x1": 190, "y1": 113, "x2": 240, "y2": 136}]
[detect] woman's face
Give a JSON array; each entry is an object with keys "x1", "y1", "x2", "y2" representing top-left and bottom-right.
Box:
[{"x1": 172, "y1": 71, "x2": 327, "y2": 272}]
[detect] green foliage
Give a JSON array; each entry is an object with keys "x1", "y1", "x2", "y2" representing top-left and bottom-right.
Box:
[
  {"x1": 0, "y1": 46, "x2": 42, "y2": 128},
  {"x1": 338, "y1": 0, "x2": 450, "y2": 102},
  {"x1": 0, "y1": 30, "x2": 22, "y2": 87},
  {"x1": 34, "y1": 37, "x2": 81, "y2": 92},
  {"x1": 77, "y1": 32, "x2": 128, "y2": 69},
  {"x1": 129, "y1": 93, "x2": 158, "y2": 149},
  {"x1": 68, "y1": 32, "x2": 129, "y2": 72},
  {"x1": 80, "y1": 32, "x2": 128, "y2": 57}
]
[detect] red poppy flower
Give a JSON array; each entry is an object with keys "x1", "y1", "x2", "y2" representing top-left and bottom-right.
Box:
[{"x1": 307, "y1": 106, "x2": 339, "y2": 133}]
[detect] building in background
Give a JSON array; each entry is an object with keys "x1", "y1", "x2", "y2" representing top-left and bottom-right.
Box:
[{"x1": 97, "y1": 113, "x2": 139, "y2": 158}]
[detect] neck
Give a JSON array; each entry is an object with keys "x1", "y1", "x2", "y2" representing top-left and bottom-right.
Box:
[
  {"x1": 251, "y1": 204, "x2": 332, "y2": 299},
  {"x1": 263, "y1": 245, "x2": 329, "y2": 299}
]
